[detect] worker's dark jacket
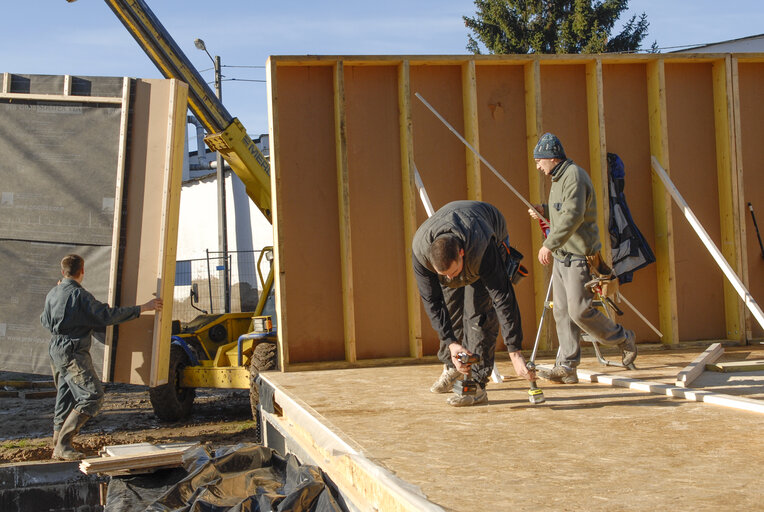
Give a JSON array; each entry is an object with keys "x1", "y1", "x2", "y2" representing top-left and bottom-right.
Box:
[
  {"x1": 412, "y1": 200, "x2": 521, "y2": 351},
  {"x1": 41, "y1": 278, "x2": 140, "y2": 356}
]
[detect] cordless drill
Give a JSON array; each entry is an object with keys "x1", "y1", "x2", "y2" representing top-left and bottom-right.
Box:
[
  {"x1": 525, "y1": 360, "x2": 545, "y2": 404},
  {"x1": 452, "y1": 352, "x2": 480, "y2": 396}
]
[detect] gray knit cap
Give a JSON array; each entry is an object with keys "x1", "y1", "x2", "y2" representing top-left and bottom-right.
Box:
[{"x1": 533, "y1": 133, "x2": 566, "y2": 160}]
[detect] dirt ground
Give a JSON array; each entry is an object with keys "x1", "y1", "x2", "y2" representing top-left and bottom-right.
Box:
[{"x1": 0, "y1": 374, "x2": 258, "y2": 464}]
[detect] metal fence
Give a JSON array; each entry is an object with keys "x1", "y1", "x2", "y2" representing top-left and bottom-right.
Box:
[{"x1": 172, "y1": 249, "x2": 271, "y2": 323}]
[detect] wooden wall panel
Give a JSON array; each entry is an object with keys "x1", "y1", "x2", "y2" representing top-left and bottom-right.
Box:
[
  {"x1": 601, "y1": 63, "x2": 661, "y2": 342},
  {"x1": 113, "y1": 79, "x2": 186, "y2": 386},
  {"x1": 268, "y1": 54, "x2": 764, "y2": 368},
  {"x1": 474, "y1": 64, "x2": 537, "y2": 350},
  {"x1": 664, "y1": 63, "x2": 726, "y2": 341},
  {"x1": 273, "y1": 66, "x2": 345, "y2": 363},
  {"x1": 737, "y1": 62, "x2": 764, "y2": 339},
  {"x1": 344, "y1": 65, "x2": 409, "y2": 358}
]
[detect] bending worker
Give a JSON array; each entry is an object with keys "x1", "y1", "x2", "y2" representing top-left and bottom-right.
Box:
[
  {"x1": 413, "y1": 200, "x2": 534, "y2": 407},
  {"x1": 529, "y1": 133, "x2": 637, "y2": 384},
  {"x1": 41, "y1": 254, "x2": 163, "y2": 460}
]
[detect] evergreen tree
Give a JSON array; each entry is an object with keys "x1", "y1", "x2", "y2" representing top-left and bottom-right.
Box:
[{"x1": 464, "y1": 0, "x2": 654, "y2": 54}]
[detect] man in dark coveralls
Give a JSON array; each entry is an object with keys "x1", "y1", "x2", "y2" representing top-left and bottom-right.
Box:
[
  {"x1": 412, "y1": 200, "x2": 534, "y2": 407},
  {"x1": 41, "y1": 254, "x2": 162, "y2": 460}
]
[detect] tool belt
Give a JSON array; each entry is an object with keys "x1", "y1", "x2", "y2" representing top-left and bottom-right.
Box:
[
  {"x1": 585, "y1": 251, "x2": 619, "y2": 300},
  {"x1": 501, "y1": 240, "x2": 527, "y2": 285}
]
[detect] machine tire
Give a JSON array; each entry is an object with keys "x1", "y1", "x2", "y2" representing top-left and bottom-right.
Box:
[
  {"x1": 249, "y1": 355, "x2": 262, "y2": 443},
  {"x1": 252, "y1": 342, "x2": 278, "y2": 371},
  {"x1": 149, "y1": 344, "x2": 196, "y2": 421}
]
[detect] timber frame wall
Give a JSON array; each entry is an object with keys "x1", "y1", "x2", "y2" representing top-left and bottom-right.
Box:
[{"x1": 266, "y1": 53, "x2": 764, "y2": 371}]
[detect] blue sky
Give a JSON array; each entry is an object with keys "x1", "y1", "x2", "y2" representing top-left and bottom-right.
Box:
[{"x1": 3, "y1": 1, "x2": 762, "y2": 135}]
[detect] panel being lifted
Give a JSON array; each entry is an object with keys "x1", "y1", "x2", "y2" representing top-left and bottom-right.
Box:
[{"x1": 0, "y1": 74, "x2": 187, "y2": 386}]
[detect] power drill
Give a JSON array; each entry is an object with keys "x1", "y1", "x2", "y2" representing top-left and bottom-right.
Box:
[
  {"x1": 525, "y1": 360, "x2": 545, "y2": 405},
  {"x1": 452, "y1": 352, "x2": 480, "y2": 396}
]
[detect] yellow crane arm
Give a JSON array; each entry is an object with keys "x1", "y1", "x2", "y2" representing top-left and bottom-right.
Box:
[{"x1": 73, "y1": 0, "x2": 272, "y2": 222}]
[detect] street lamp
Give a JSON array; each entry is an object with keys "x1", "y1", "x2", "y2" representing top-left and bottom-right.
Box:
[{"x1": 195, "y1": 38, "x2": 230, "y2": 313}]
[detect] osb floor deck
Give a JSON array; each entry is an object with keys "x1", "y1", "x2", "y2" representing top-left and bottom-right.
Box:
[{"x1": 266, "y1": 345, "x2": 764, "y2": 512}]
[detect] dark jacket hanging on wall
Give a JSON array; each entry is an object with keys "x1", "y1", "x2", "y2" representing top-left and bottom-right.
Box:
[{"x1": 607, "y1": 153, "x2": 656, "y2": 284}]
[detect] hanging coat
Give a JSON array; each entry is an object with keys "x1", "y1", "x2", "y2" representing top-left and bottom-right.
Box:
[{"x1": 607, "y1": 153, "x2": 656, "y2": 284}]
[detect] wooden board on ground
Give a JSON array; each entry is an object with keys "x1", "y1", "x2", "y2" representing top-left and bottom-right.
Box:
[
  {"x1": 675, "y1": 342, "x2": 723, "y2": 387},
  {"x1": 706, "y1": 360, "x2": 764, "y2": 372},
  {"x1": 80, "y1": 442, "x2": 199, "y2": 476}
]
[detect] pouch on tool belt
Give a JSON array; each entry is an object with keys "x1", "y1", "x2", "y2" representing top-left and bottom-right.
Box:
[
  {"x1": 585, "y1": 251, "x2": 619, "y2": 300},
  {"x1": 501, "y1": 240, "x2": 528, "y2": 285}
]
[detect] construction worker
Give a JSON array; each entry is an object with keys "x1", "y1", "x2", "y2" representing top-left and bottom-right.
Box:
[
  {"x1": 412, "y1": 200, "x2": 534, "y2": 407},
  {"x1": 528, "y1": 133, "x2": 637, "y2": 384},
  {"x1": 40, "y1": 254, "x2": 162, "y2": 460}
]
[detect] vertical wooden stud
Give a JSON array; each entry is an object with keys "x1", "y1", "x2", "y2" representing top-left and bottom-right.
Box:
[
  {"x1": 525, "y1": 59, "x2": 550, "y2": 350},
  {"x1": 399, "y1": 61, "x2": 423, "y2": 358},
  {"x1": 150, "y1": 78, "x2": 187, "y2": 386},
  {"x1": 729, "y1": 57, "x2": 753, "y2": 340},
  {"x1": 102, "y1": 76, "x2": 132, "y2": 382},
  {"x1": 586, "y1": 59, "x2": 611, "y2": 264},
  {"x1": 647, "y1": 59, "x2": 679, "y2": 346},
  {"x1": 712, "y1": 57, "x2": 745, "y2": 342},
  {"x1": 334, "y1": 61, "x2": 357, "y2": 363},
  {"x1": 266, "y1": 57, "x2": 289, "y2": 370},
  {"x1": 462, "y1": 60, "x2": 481, "y2": 200}
]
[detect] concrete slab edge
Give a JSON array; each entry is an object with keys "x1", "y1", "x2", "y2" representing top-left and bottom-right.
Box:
[{"x1": 258, "y1": 373, "x2": 445, "y2": 512}]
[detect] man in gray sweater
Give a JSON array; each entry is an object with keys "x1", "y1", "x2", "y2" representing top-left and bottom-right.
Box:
[
  {"x1": 413, "y1": 200, "x2": 534, "y2": 406},
  {"x1": 529, "y1": 133, "x2": 636, "y2": 384}
]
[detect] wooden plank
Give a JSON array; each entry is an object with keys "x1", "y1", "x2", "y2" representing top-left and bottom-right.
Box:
[
  {"x1": 524, "y1": 59, "x2": 550, "y2": 350},
  {"x1": 651, "y1": 157, "x2": 764, "y2": 330},
  {"x1": 398, "y1": 61, "x2": 423, "y2": 359},
  {"x1": 80, "y1": 442, "x2": 198, "y2": 475},
  {"x1": 586, "y1": 59, "x2": 611, "y2": 265},
  {"x1": 334, "y1": 61, "x2": 356, "y2": 364},
  {"x1": 706, "y1": 360, "x2": 764, "y2": 372},
  {"x1": 23, "y1": 390, "x2": 57, "y2": 399},
  {"x1": 646, "y1": 59, "x2": 679, "y2": 346},
  {"x1": 675, "y1": 342, "x2": 724, "y2": 387},
  {"x1": 0, "y1": 380, "x2": 54, "y2": 389},
  {"x1": 461, "y1": 60, "x2": 481, "y2": 200},
  {"x1": 570, "y1": 366, "x2": 764, "y2": 414},
  {"x1": 266, "y1": 57, "x2": 289, "y2": 371},
  {"x1": 103, "y1": 76, "x2": 132, "y2": 383},
  {"x1": 0, "y1": 92, "x2": 123, "y2": 103},
  {"x1": 712, "y1": 57, "x2": 745, "y2": 342}
]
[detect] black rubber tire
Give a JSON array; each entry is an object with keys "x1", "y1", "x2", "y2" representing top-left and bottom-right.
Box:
[
  {"x1": 249, "y1": 355, "x2": 262, "y2": 443},
  {"x1": 149, "y1": 344, "x2": 196, "y2": 421},
  {"x1": 252, "y1": 342, "x2": 278, "y2": 371}
]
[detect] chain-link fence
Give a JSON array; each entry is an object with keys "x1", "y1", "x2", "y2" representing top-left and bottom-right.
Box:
[{"x1": 172, "y1": 249, "x2": 273, "y2": 323}]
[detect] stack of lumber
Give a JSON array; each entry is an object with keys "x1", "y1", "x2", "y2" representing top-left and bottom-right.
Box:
[{"x1": 79, "y1": 442, "x2": 199, "y2": 476}]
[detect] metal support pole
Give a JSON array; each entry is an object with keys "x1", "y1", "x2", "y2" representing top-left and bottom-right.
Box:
[{"x1": 213, "y1": 54, "x2": 231, "y2": 313}]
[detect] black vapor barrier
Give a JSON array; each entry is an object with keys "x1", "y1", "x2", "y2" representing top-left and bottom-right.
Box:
[{"x1": 105, "y1": 443, "x2": 347, "y2": 512}]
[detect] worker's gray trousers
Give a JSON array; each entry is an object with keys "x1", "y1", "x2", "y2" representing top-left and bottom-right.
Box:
[
  {"x1": 438, "y1": 280, "x2": 500, "y2": 387},
  {"x1": 49, "y1": 336, "x2": 104, "y2": 431},
  {"x1": 552, "y1": 257, "x2": 629, "y2": 367}
]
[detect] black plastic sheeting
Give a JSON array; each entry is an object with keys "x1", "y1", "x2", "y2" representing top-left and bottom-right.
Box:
[{"x1": 105, "y1": 443, "x2": 346, "y2": 512}]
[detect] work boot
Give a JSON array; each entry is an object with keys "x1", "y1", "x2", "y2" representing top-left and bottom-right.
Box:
[
  {"x1": 537, "y1": 365, "x2": 578, "y2": 384},
  {"x1": 619, "y1": 329, "x2": 638, "y2": 367},
  {"x1": 446, "y1": 386, "x2": 488, "y2": 407},
  {"x1": 52, "y1": 410, "x2": 91, "y2": 461},
  {"x1": 430, "y1": 365, "x2": 462, "y2": 394}
]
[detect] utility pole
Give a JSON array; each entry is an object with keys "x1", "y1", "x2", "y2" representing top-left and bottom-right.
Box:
[{"x1": 195, "y1": 38, "x2": 230, "y2": 313}]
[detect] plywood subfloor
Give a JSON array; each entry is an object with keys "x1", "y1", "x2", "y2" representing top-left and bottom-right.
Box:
[{"x1": 264, "y1": 345, "x2": 764, "y2": 512}]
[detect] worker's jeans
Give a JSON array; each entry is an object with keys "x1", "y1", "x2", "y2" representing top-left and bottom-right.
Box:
[
  {"x1": 49, "y1": 336, "x2": 104, "y2": 431},
  {"x1": 552, "y1": 257, "x2": 629, "y2": 367},
  {"x1": 439, "y1": 280, "x2": 500, "y2": 386}
]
